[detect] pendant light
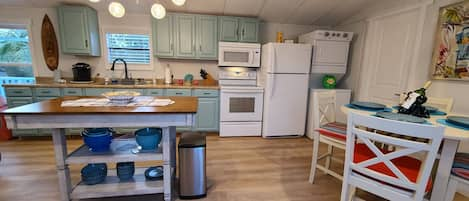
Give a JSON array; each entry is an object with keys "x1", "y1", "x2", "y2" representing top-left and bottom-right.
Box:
[
  {"x1": 89, "y1": 0, "x2": 100, "y2": 2},
  {"x1": 151, "y1": 3, "x2": 166, "y2": 19},
  {"x1": 108, "y1": 2, "x2": 125, "y2": 18},
  {"x1": 172, "y1": 0, "x2": 185, "y2": 6}
]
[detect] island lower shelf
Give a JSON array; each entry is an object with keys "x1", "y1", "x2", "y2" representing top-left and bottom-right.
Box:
[
  {"x1": 66, "y1": 139, "x2": 163, "y2": 164},
  {"x1": 71, "y1": 167, "x2": 168, "y2": 200}
]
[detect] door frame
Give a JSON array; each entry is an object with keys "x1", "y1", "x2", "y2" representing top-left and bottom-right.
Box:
[{"x1": 357, "y1": 1, "x2": 430, "y2": 101}]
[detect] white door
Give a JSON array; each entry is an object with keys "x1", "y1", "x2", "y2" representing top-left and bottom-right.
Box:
[
  {"x1": 262, "y1": 73, "x2": 309, "y2": 137},
  {"x1": 359, "y1": 6, "x2": 425, "y2": 104},
  {"x1": 312, "y1": 40, "x2": 349, "y2": 66},
  {"x1": 261, "y1": 43, "x2": 312, "y2": 74}
]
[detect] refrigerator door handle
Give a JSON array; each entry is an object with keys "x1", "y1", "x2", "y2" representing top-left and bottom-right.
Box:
[
  {"x1": 270, "y1": 74, "x2": 275, "y2": 99},
  {"x1": 272, "y1": 46, "x2": 277, "y2": 73}
]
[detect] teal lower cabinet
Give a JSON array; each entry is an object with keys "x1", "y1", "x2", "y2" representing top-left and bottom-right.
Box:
[
  {"x1": 6, "y1": 97, "x2": 38, "y2": 136},
  {"x1": 84, "y1": 88, "x2": 113, "y2": 96},
  {"x1": 166, "y1": 89, "x2": 191, "y2": 96},
  {"x1": 194, "y1": 97, "x2": 219, "y2": 131}
]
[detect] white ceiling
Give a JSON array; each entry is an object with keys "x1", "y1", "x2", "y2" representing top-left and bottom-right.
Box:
[{"x1": 0, "y1": 0, "x2": 382, "y2": 26}]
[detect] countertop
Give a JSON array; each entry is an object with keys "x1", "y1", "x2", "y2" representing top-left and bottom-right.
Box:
[
  {"x1": 2, "y1": 77, "x2": 219, "y2": 89},
  {"x1": 2, "y1": 96, "x2": 198, "y2": 115}
]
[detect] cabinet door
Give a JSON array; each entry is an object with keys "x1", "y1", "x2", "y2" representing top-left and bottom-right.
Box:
[
  {"x1": 7, "y1": 97, "x2": 33, "y2": 108},
  {"x1": 219, "y1": 16, "x2": 239, "y2": 42},
  {"x1": 84, "y1": 88, "x2": 113, "y2": 96},
  {"x1": 174, "y1": 14, "x2": 196, "y2": 58},
  {"x1": 194, "y1": 97, "x2": 219, "y2": 131},
  {"x1": 196, "y1": 15, "x2": 218, "y2": 59},
  {"x1": 166, "y1": 89, "x2": 191, "y2": 96},
  {"x1": 57, "y1": 5, "x2": 90, "y2": 54},
  {"x1": 239, "y1": 18, "x2": 259, "y2": 43},
  {"x1": 153, "y1": 14, "x2": 174, "y2": 57}
]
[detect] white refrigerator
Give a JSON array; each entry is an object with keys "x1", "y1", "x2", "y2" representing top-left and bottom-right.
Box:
[{"x1": 259, "y1": 43, "x2": 312, "y2": 137}]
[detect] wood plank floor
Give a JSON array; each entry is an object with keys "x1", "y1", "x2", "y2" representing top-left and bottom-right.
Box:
[{"x1": 0, "y1": 134, "x2": 467, "y2": 201}]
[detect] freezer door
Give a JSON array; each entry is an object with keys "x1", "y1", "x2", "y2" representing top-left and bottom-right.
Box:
[
  {"x1": 262, "y1": 73, "x2": 309, "y2": 137},
  {"x1": 261, "y1": 43, "x2": 312, "y2": 74}
]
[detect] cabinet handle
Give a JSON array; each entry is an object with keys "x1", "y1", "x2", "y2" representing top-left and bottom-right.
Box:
[
  {"x1": 242, "y1": 29, "x2": 245, "y2": 37},
  {"x1": 203, "y1": 92, "x2": 211, "y2": 95},
  {"x1": 13, "y1": 91, "x2": 22, "y2": 94},
  {"x1": 42, "y1": 91, "x2": 51, "y2": 94},
  {"x1": 199, "y1": 45, "x2": 202, "y2": 52},
  {"x1": 68, "y1": 91, "x2": 76, "y2": 94},
  {"x1": 85, "y1": 40, "x2": 88, "y2": 48},
  {"x1": 176, "y1": 92, "x2": 183, "y2": 95}
]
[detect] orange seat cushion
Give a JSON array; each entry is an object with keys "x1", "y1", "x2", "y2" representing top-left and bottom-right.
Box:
[
  {"x1": 317, "y1": 122, "x2": 347, "y2": 141},
  {"x1": 353, "y1": 143, "x2": 432, "y2": 192}
]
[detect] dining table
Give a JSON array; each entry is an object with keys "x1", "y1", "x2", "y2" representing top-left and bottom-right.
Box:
[
  {"x1": 1, "y1": 96, "x2": 198, "y2": 201},
  {"x1": 341, "y1": 104, "x2": 469, "y2": 201}
]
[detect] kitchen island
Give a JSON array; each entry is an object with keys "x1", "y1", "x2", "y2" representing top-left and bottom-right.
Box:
[
  {"x1": 1, "y1": 96, "x2": 198, "y2": 201},
  {"x1": 3, "y1": 77, "x2": 219, "y2": 136}
]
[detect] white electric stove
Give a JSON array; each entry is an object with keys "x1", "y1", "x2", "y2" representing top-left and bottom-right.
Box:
[{"x1": 219, "y1": 67, "x2": 264, "y2": 137}]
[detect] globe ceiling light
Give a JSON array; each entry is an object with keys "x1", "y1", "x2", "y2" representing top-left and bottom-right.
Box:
[
  {"x1": 89, "y1": 0, "x2": 100, "y2": 3},
  {"x1": 172, "y1": 0, "x2": 185, "y2": 6},
  {"x1": 151, "y1": 3, "x2": 166, "y2": 19},
  {"x1": 108, "y1": 2, "x2": 125, "y2": 18}
]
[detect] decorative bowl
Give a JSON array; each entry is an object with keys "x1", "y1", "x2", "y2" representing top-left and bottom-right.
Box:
[
  {"x1": 135, "y1": 128, "x2": 162, "y2": 150},
  {"x1": 81, "y1": 163, "x2": 107, "y2": 185},
  {"x1": 144, "y1": 166, "x2": 163, "y2": 181},
  {"x1": 82, "y1": 129, "x2": 112, "y2": 152},
  {"x1": 116, "y1": 162, "x2": 135, "y2": 180},
  {"x1": 102, "y1": 91, "x2": 141, "y2": 104}
]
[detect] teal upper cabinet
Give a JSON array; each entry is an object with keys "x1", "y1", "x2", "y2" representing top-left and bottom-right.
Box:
[
  {"x1": 219, "y1": 16, "x2": 259, "y2": 43},
  {"x1": 153, "y1": 13, "x2": 218, "y2": 60},
  {"x1": 152, "y1": 13, "x2": 174, "y2": 58},
  {"x1": 218, "y1": 16, "x2": 239, "y2": 42},
  {"x1": 196, "y1": 15, "x2": 218, "y2": 60},
  {"x1": 174, "y1": 14, "x2": 197, "y2": 58},
  {"x1": 57, "y1": 5, "x2": 101, "y2": 56},
  {"x1": 239, "y1": 18, "x2": 259, "y2": 43}
]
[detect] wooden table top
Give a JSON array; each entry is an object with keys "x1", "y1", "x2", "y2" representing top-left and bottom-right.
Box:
[{"x1": 1, "y1": 96, "x2": 198, "y2": 115}]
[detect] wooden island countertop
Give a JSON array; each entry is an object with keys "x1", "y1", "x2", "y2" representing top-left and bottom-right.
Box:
[{"x1": 2, "y1": 96, "x2": 198, "y2": 115}]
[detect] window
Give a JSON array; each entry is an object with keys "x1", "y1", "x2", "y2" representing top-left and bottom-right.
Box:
[
  {"x1": 0, "y1": 26, "x2": 35, "y2": 99},
  {"x1": 106, "y1": 33, "x2": 151, "y2": 64}
]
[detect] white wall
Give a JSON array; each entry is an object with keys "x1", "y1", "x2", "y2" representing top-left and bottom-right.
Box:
[
  {"x1": 0, "y1": 6, "x2": 318, "y2": 81},
  {"x1": 334, "y1": 0, "x2": 469, "y2": 154},
  {"x1": 335, "y1": 0, "x2": 469, "y2": 115}
]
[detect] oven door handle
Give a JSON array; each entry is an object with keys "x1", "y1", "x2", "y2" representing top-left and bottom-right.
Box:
[{"x1": 222, "y1": 90, "x2": 262, "y2": 93}]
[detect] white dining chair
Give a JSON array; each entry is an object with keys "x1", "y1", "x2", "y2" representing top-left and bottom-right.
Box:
[
  {"x1": 340, "y1": 112, "x2": 445, "y2": 201},
  {"x1": 426, "y1": 97, "x2": 454, "y2": 113},
  {"x1": 309, "y1": 91, "x2": 347, "y2": 183},
  {"x1": 444, "y1": 174, "x2": 469, "y2": 201}
]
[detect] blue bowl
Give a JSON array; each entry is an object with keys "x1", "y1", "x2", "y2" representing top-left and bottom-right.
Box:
[
  {"x1": 116, "y1": 162, "x2": 135, "y2": 180},
  {"x1": 83, "y1": 128, "x2": 114, "y2": 136},
  {"x1": 82, "y1": 132, "x2": 112, "y2": 152},
  {"x1": 135, "y1": 128, "x2": 162, "y2": 150},
  {"x1": 81, "y1": 163, "x2": 107, "y2": 185}
]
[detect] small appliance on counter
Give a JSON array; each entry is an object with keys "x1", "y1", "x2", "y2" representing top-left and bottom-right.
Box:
[
  {"x1": 164, "y1": 64, "x2": 173, "y2": 84},
  {"x1": 71, "y1": 62, "x2": 93, "y2": 83}
]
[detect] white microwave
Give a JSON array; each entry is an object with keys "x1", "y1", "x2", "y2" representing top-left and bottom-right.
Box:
[{"x1": 218, "y1": 42, "x2": 261, "y2": 67}]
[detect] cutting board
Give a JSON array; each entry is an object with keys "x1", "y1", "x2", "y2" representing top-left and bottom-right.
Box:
[{"x1": 41, "y1": 14, "x2": 59, "y2": 71}]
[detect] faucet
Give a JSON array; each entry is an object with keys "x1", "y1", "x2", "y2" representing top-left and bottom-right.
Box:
[{"x1": 111, "y1": 58, "x2": 130, "y2": 80}]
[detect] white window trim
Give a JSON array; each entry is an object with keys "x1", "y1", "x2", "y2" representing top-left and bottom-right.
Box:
[
  {"x1": 101, "y1": 26, "x2": 154, "y2": 71},
  {"x1": 0, "y1": 18, "x2": 37, "y2": 76}
]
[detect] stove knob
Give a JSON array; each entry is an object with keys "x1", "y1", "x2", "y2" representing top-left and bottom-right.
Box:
[
  {"x1": 343, "y1": 33, "x2": 348, "y2": 38},
  {"x1": 324, "y1": 32, "x2": 330, "y2": 37},
  {"x1": 332, "y1": 33, "x2": 336, "y2": 37}
]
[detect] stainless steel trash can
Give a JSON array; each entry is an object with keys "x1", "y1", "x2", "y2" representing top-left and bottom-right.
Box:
[{"x1": 178, "y1": 132, "x2": 206, "y2": 199}]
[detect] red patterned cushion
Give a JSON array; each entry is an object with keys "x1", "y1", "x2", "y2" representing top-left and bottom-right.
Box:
[
  {"x1": 354, "y1": 143, "x2": 432, "y2": 192},
  {"x1": 317, "y1": 122, "x2": 347, "y2": 141}
]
